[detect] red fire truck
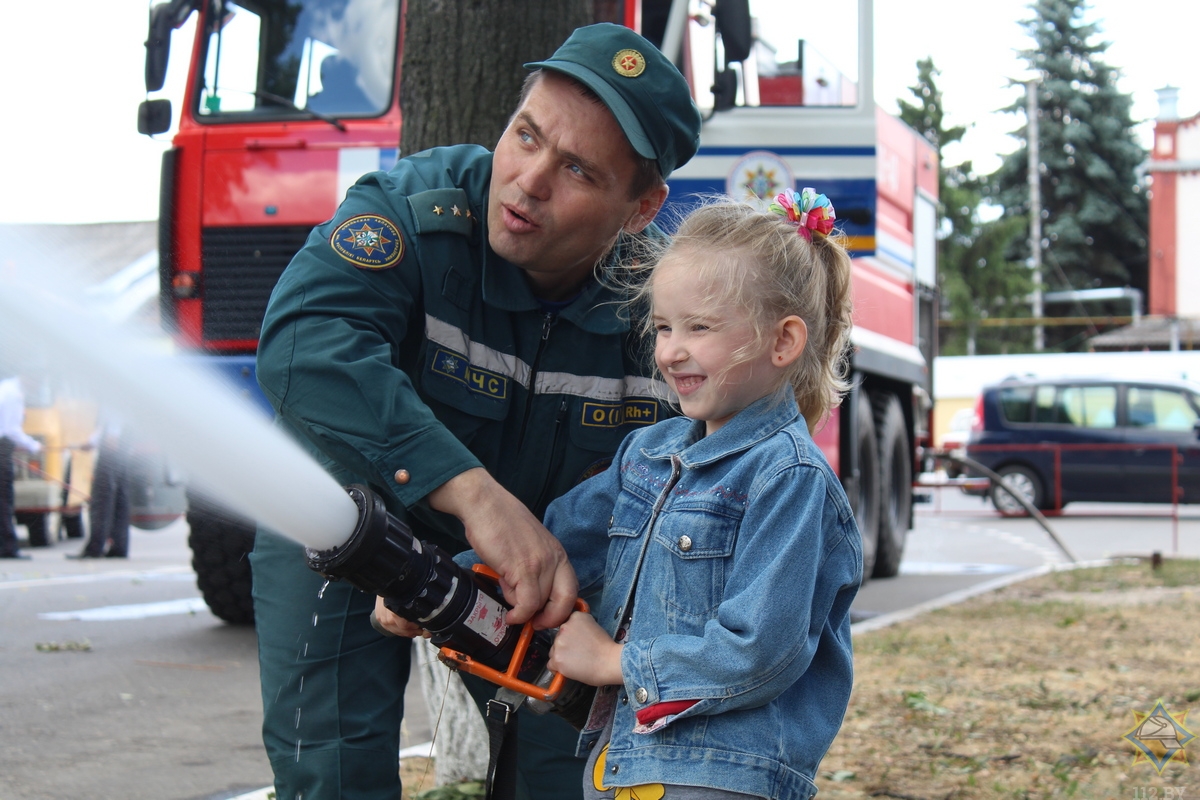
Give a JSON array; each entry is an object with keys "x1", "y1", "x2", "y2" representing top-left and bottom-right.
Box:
[{"x1": 140, "y1": 0, "x2": 936, "y2": 623}]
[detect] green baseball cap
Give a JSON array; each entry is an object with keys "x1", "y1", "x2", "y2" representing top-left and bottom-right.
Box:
[{"x1": 525, "y1": 23, "x2": 701, "y2": 178}]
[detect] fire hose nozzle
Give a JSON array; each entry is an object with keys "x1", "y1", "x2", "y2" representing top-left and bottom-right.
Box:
[
  {"x1": 304, "y1": 484, "x2": 595, "y2": 728},
  {"x1": 437, "y1": 564, "x2": 588, "y2": 703}
]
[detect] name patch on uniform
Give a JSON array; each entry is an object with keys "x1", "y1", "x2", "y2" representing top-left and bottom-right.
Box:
[
  {"x1": 330, "y1": 214, "x2": 404, "y2": 269},
  {"x1": 431, "y1": 348, "x2": 509, "y2": 400},
  {"x1": 581, "y1": 399, "x2": 658, "y2": 428}
]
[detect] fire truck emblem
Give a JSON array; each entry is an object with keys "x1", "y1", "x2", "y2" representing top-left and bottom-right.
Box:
[
  {"x1": 612, "y1": 49, "x2": 646, "y2": 78},
  {"x1": 726, "y1": 151, "x2": 795, "y2": 210},
  {"x1": 331, "y1": 214, "x2": 404, "y2": 269}
]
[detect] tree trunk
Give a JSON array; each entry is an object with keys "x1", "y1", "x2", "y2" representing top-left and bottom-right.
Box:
[
  {"x1": 399, "y1": 0, "x2": 592, "y2": 785},
  {"x1": 400, "y1": 1, "x2": 593, "y2": 155}
]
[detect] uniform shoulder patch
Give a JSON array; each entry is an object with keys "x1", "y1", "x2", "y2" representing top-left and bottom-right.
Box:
[
  {"x1": 407, "y1": 188, "x2": 474, "y2": 236},
  {"x1": 330, "y1": 214, "x2": 405, "y2": 270}
]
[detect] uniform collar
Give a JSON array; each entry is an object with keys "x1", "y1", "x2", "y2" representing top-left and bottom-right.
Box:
[
  {"x1": 644, "y1": 389, "x2": 803, "y2": 467},
  {"x1": 479, "y1": 204, "x2": 634, "y2": 336}
]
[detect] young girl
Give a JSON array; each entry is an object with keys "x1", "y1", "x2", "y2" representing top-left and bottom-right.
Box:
[{"x1": 542, "y1": 189, "x2": 862, "y2": 800}]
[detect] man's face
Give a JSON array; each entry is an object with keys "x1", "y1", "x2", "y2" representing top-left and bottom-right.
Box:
[{"x1": 488, "y1": 71, "x2": 665, "y2": 300}]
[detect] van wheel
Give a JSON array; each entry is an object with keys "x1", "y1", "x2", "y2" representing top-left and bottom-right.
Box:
[
  {"x1": 872, "y1": 394, "x2": 910, "y2": 578},
  {"x1": 990, "y1": 465, "x2": 1044, "y2": 517},
  {"x1": 188, "y1": 505, "x2": 256, "y2": 626},
  {"x1": 853, "y1": 395, "x2": 880, "y2": 580},
  {"x1": 17, "y1": 512, "x2": 52, "y2": 547}
]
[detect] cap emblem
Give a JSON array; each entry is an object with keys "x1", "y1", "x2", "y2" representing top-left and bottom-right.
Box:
[{"x1": 612, "y1": 48, "x2": 646, "y2": 78}]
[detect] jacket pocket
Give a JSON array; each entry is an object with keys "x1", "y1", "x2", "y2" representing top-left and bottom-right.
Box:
[
  {"x1": 652, "y1": 503, "x2": 740, "y2": 622},
  {"x1": 417, "y1": 343, "x2": 512, "y2": 422}
]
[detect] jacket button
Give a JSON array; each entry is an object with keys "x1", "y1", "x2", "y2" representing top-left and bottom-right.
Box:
[
  {"x1": 610, "y1": 764, "x2": 620, "y2": 774},
  {"x1": 678, "y1": 535, "x2": 692, "y2": 552},
  {"x1": 635, "y1": 687, "x2": 648, "y2": 703},
  {"x1": 620, "y1": 694, "x2": 628, "y2": 705},
  {"x1": 609, "y1": 516, "x2": 614, "y2": 527},
  {"x1": 394, "y1": 469, "x2": 410, "y2": 485}
]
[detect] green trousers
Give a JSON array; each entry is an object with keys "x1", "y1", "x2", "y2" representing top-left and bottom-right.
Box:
[{"x1": 252, "y1": 531, "x2": 585, "y2": 799}]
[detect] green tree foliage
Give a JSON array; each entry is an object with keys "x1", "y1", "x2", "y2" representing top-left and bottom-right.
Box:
[
  {"x1": 990, "y1": 0, "x2": 1148, "y2": 299},
  {"x1": 899, "y1": 58, "x2": 1032, "y2": 355}
]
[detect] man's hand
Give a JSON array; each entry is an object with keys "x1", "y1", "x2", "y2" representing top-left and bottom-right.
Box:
[
  {"x1": 371, "y1": 596, "x2": 428, "y2": 638},
  {"x1": 429, "y1": 468, "x2": 577, "y2": 629},
  {"x1": 547, "y1": 610, "x2": 623, "y2": 687}
]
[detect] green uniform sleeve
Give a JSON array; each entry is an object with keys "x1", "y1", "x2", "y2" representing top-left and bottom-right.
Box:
[{"x1": 257, "y1": 165, "x2": 482, "y2": 512}]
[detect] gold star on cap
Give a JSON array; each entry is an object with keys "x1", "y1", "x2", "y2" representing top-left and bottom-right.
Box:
[
  {"x1": 612, "y1": 48, "x2": 645, "y2": 78},
  {"x1": 433, "y1": 205, "x2": 443, "y2": 215}
]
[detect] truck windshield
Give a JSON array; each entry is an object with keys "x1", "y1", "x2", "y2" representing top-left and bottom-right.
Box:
[{"x1": 197, "y1": 0, "x2": 400, "y2": 121}]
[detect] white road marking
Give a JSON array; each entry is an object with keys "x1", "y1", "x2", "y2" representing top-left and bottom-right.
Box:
[
  {"x1": 38, "y1": 597, "x2": 208, "y2": 621},
  {"x1": 0, "y1": 566, "x2": 193, "y2": 591}
]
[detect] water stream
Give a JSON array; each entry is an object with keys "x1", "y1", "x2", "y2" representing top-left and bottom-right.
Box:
[{"x1": 0, "y1": 234, "x2": 358, "y2": 550}]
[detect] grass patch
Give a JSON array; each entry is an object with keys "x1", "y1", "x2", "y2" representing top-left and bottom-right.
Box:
[{"x1": 819, "y1": 558, "x2": 1200, "y2": 799}]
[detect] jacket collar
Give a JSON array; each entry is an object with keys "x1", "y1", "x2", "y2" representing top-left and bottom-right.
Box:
[{"x1": 644, "y1": 389, "x2": 803, "y2": 467}]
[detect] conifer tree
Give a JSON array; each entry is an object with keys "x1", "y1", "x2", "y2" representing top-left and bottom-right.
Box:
[
  {"x1": 899, "y1": 58, "x2": 1032, "y2": 355},
  {"x1": 991, "y1": 0, "x2": 1148, "y2": 299}
]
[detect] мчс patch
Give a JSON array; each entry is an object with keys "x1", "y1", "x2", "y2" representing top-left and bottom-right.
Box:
[{"x1": 330, "y1": 214, "x2": 405, "y2": 269}]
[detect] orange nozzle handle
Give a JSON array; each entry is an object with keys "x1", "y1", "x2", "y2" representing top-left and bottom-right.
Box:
[{"x1": 437, "y1": 564, "x2": 587, "y2": 703}]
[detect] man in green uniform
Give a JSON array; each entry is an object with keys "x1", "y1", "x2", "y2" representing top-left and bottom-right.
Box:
[{"x1": 253, "y1": 23, "x2": 701, "y2": 800}]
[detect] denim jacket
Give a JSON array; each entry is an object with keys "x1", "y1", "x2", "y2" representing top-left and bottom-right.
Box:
[{"x1": 543, "y1": 391, "x2": 862, "y2": 799}]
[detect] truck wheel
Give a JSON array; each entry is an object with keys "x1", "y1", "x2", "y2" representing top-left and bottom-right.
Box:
[
  {"x1": 62, "y1": 511, "x2": 85, "y2": 539},
  {"x1": 17, "y1": 512, "x2": 52, "y2": 547},
  {"x1": 872, "y1": 394, "x2": 910, "y2": 578},
  {"x1": 187, "y1": 506, "x2": 256, "y2": 625},
  {"x1": 853, "y1": 396, "x2": 880, "y2": 580}
]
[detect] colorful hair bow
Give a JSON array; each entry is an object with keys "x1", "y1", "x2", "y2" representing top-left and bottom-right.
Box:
[{"x1": 769, "y1": 187, "x2": 836, "y2": 241}]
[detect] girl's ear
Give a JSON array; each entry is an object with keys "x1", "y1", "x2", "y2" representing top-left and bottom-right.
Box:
[{"x1": 772, "y1": 316, "x2": 807, "y2": 367}]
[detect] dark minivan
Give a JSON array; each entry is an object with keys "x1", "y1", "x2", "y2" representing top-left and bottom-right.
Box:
[{"x1": 965, "y1": 376, "x2": 1200, "y2": 514}]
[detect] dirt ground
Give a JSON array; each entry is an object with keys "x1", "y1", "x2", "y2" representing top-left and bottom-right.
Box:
[
  {"x1": 821, "y1": 558, "x2": 1199, "y2": 799},
  {"x1": 400, "y1": 558, "x2": 1200, "y2": 800}
]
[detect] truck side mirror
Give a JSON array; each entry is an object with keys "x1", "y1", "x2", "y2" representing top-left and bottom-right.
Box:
[
  {"x1": 145, "y1": 3, "x2": 175, "y2": 92},
  {"x1": 138, "y1": 99, "x2": 173, "y2": 135},
  {"x1": 713, "y1": 0, "x2": 752, "y2": 64}
]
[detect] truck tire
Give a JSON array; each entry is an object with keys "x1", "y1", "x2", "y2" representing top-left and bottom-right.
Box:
[
  {"x1": 17, "y1": 512, "x2": 52, "y2": 548},
  {"x1": 62, "y1": 511, "x2": 85, "y2": 539},
  {"x1": 872, "y1": 394, "x2": 910, "y2": 578},
  {"x1": 187, "y1": 505, "x2": 256, "y2": 626},
  {"x1": 852, "y1": 396, "x2": 880, "y2": 580}
]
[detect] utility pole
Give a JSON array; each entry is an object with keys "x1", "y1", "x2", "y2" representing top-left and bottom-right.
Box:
[{"x1": 1027, "y1": 80, "x2": 1044, "y2": 351}]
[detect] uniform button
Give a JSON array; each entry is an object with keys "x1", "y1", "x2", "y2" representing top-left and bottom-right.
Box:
[
  {"x1": 635, "y1": 687, "x2": 648, "y2": 703},
  {"x1": 393, "y1": 469, "x2": 410, "y2": 485},
  {"x1": 678, "y1": 535, "x2": 692, "y2": 552}
]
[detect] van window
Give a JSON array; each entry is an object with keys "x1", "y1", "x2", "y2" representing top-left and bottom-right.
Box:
[
  {"x1": 998, "y1": 386, "x2": 1034, "y2": 423},
  {"x1": 1127, "y1": 387, "x2": 1199, "y2": 431},
  {"x1": 1059, "y1": 385, "x2": 1117, "y2": 429}
]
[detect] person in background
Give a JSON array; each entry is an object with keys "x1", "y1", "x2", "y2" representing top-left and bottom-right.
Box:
[
  {"x1": 0, "y1": 373, "x2": 42, "y2": 560},
  {"x1": 538, "y1": 191, "x2": 861, "y2": 799},
  {"x1": 69, "y1": 418, "x2": 130, "y2": 559},
  {"x1": 254, "y1": 23, "x2": 701, "y2": 800}
]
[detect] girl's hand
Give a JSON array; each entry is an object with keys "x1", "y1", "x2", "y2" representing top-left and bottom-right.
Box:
[
  {"x1": 547, "y1": 610, "x2": 624, "y2": 687},
  {"x1": 371, "y1": 595, "x2": 429, "y2": 639}
]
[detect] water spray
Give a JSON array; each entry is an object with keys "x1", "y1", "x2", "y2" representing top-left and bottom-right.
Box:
[{"x1": 0, "y1": 236, "x2": 589, "y2": 726}]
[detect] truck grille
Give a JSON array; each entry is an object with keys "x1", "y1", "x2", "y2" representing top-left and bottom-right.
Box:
[{"x1": 200, "y1": 225, "x2": 313, "y2": 344}]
